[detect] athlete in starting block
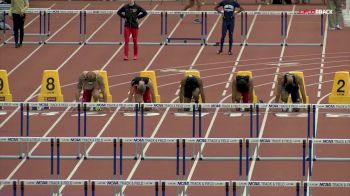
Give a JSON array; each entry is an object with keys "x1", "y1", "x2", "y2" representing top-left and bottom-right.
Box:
[
  {"x1": 274, "y1": 72, "x2": 307, "y2": 112},
  {"x1": 232, "y1": 73, "x2": 254, "y2": 111},
  {"x1": 76, "y1": 71, "x2": 106, "y2": 110},
  {"x1": 179, "y1": 75, "x2": 206, "y2": 104},
  {"x1": 128, "y1": 76, "x2": 156, "y2": 103},
  {"x1": 232, "y1": 74, "x2": 254, "y2": 103}
]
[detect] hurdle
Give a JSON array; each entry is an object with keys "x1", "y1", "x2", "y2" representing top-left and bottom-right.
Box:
[
  {"x1": 6, "y1": 179, "x2": 350, "y2": 195},
  {"x1": 91, "y1": 180, "x2": 158, "y2": 196},
  {"x1": 0, "y1": 180, "x2": 17, "y2": 196},
  {"x1": 304, "y1": 181, "x2": 350, "y2": 196},
  {"x1": 19, "y1": 179, "x2": 88, "y2": 196},
  {"x1": 0, "y1": 137, "x2": 54, "y2": 161},
  {"x1": 257, "y1": 103, "x2": 311, "y2": 138},
  {"x1": 245, "y1": 138, "x2": 307, "y2": 178},
  {"x1": 162, "y1": 180, "x2": 229, "y2": 196},
  {"x1": 1, "y1": 8, "x2": 51, "y2": 45},
  {"x1": 235, "y1": 180, "x2": 301, "y2": 196},
  {"x1": 1, "y1": 9, "x2": 331, "y2": 46}
]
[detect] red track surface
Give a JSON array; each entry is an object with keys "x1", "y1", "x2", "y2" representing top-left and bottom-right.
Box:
[{"x1": 0, "y1": 1, "x2": 350, "y2": 195}]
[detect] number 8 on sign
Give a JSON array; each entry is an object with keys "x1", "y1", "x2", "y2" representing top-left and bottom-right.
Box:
[
  {"x1": 46, "y1": 77, "x2": 55, "y2": 91},
  {"x1": 38, "y1": 70, "x2": 64, "y2": 102}
]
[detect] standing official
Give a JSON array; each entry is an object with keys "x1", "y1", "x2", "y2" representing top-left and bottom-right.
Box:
[
  {"x1": 9, "y1": 0, "x2": 29, "y2": 48},
  {"x1": 117, "y1": 0, "x2": 147, "y2": 60},
  {"x1": 215, "y1": 0, "x2": 243, "y2": 55}
]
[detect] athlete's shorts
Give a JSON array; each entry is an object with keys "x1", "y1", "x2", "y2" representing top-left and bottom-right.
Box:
[
  {"x1": 82, "y1": 90, "x2": 93, "y2": 102},
  {"x1": 143, "y1": 88, "x2": 152, "y2": 103},
  {"x1": 240, "y1": 91, "x2": 250, "y2": 103},
  {"x1": 184, "y1": 89, "x2": 193, "y2": 99},
  {"x1": 282, "y1": 86, "x2": 300, "y2": 103}
]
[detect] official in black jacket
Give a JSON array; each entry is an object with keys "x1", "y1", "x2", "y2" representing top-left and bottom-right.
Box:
[{"x1": 117, "y1": 0, "x2": 147, "y2": 60}]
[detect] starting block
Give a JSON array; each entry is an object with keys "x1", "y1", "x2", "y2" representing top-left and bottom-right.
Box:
[
  {"x1": 140, "y1": 70, "x2": 161, "y2": 103},
  {"x1": 184, "y1": 69, "x2": 202, "y2": 103},
  {"x1": 38, "y1": 70, "x2": 64, "y2": 102},
  {"x1": 236, "y1": 71, "x2": 258, "y2": 104},
  {"x1": 94, "y1": 70, "x2": 112, "y2": 102},
  {"x1": 328, "y1": 71, "x2": 350, "y2": 104},
  {"x1": 287, "y1": 71, "x2": 309, "y2": 103},
  {"x1": 0, "y1": 70, "x2": 12, "y2": 102}
]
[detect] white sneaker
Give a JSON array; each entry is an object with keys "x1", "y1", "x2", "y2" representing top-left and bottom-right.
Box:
[{"x1": 336, "y1": 25, "x2": 343, "y2": 30}]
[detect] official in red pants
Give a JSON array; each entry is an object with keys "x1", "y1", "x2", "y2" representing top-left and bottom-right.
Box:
[{"x1": 117, "y1": 0, "x2": 147, "y2": 60}]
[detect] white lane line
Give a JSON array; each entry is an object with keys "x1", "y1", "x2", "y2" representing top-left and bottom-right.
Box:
[
  {"x1": 58, "y1": 4, "x2": 161, "y2": 193},
  {"x1": 0, "y1": 4, "x2": 91, "y2": 129},
  {"x1": 244, "y1": 5, "x2": 295, "y2": 195},
  {"x1": 60, "y1": 55, "x2": 349, "y2": 89},
  {"x1": 306, "y1": 14, "x2": 330, "y2": 194},
  {"x1": 184, "y1": 5, "x2": 261, "y2": 194},
  {"x1": 0, "y1": 3, "x2": 124, "y2": 191},
  {"x1": 269, "y1": 5, "x2": 296, "y2": 97},
  {"x1": 0, "y1": 3, "x2": 57, "y2": 48},
  {"x1": 7, "y1": 4, "x2": 91, "y2": 76},
  {"x1": 317, "y1": 15, "x2": 328, "y2": 98},
  {"x1": 222, "y1": 5, "x2": 261, "y2": 97},
  {"x1": 143, "y1": 15, "x2": 184, "y2": 71},
  {"x1": 305, "y1": 93, "x2": 330, "y2": 195},
  {"x1": 222, "y1": 90, "x2": 227, "y2": 96},
  {"x1": 59, "y1": 98, "x2": 127, "y2": 193},
  {"x1": 121, "y1": 12, "x2": 223, "y2": 195},
  {"x1": 0, "y1": 106, "x2": 71, "y2": 190}
]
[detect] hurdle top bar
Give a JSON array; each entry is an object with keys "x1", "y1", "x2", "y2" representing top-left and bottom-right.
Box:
[
  {"x1": 5, "y1": 180, "x2": 350, "y2": 188},
  {"x1": 122, "y1": 137, "x2": 242, "y2": 143},
  {"x1": 1, "y1": 9, "x2": 333, "y2": 16},
  {"x1": 235, "y1": 181, "x2": 299, "y2": 187},
  {"x1": 305, "y1": 181, "x2": 350, "y2": 188},
  {"x1": 20, "y1": 180, "x2": 86, "y2": 186},
  {"x1": 163, "y1": 180, "x2": 228, "y2": 186},
  {"x1": 0, "y1": 137, "x2": 54, "y2": 142},
  {"x1": 92, "y1": 180, "x2": 157, "y2": 186},
  {"x1": 0, "y1": 102, "x2": 349, "y2": 109},
  {"x1": 310, "y1": 139, "x2": 350, "y2": 144},
  {"x1": 0, "y1": 180, "x2": 16, "y2": 185},
  {"x1": 1, "y1": 137, "x2": 349, "y2": 144},
  {"x1": 247, "y1": 138, "x2": 305, "y2": 144}
]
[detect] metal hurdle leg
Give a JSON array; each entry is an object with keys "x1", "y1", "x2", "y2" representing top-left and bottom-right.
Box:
[
  {"x1": 134, "y1": 104, "x2": 139, "y2": 160},
  {"x1": 192, "y1": 105, "x2": 196, "y2": 160},
  {"x1": 50, "y1": 138, "x2": 54, "y2": 196},
  {"x1": 176, "y1": 139, "x2": 180, "y2": 196},
  {"x1": 77, "y1": 104, "x2": 82, "y2": 159},
  {"x1": 240, "y1": 12, "x2": 244, "y2": 46},
  {"x1": 320, "y1": 14, "x2": 324, "y2": 46},
  {"x1": 141, "y1": 104, "x2": 145, "y2": 160},
  {"x1": 119, "y1": 139, "x2": 124, "y2": 196},
  {"x1": 25, "y1": 104, "x2": 30, "y2": 157},
  {"x1": 19, "y1": 103, "x2": 25, "y2": 159},
  {"x1": 56, "y1": 138, "x2": 61, "y2": 196},
  {"x1": 83, "y1": 104, "x2": 88, "y2": 158},
  {"x1": 79, "y1": 11, "x2": 83, "y2": 44},
  {"x1": 2, "y1": 11, "x2": 5, "y2": 44}
]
